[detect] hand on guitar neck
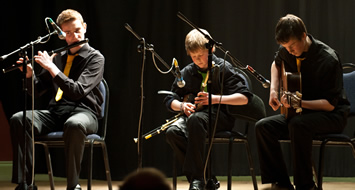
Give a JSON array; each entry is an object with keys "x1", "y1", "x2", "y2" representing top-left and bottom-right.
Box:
[{"x1": 279, "y1": 61, "x2": 303, "y2": 118}]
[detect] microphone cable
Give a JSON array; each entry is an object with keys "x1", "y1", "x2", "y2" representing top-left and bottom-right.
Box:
[{"x1": 203, "y1": 51, "x2": 228, "y2": 184}]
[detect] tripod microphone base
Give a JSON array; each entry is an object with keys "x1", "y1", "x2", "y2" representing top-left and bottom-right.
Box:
[
  {"x1": 15, "y1": 184, "x2": 37, "y2": 190},
  {"x1": 205, "y1": 178, "x2": 220, "y2": 190},
  {"x1": 28, "y1": 185, "x2": 38, "y2": 190}
]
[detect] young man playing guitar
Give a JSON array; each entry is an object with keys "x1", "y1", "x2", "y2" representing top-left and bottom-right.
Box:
[
  {"x1": 164, "y1": 29, "x2": 252, "y2": 190},
  {"x1": 255, "y1": 14, "x2": 349, "y2": 190}
]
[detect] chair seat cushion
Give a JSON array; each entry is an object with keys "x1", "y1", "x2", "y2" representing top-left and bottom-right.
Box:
[
  {"x1": 35, "y1": 132, "x2": 64, "y2": 141},
  {"x1": 214, "y1": 131, "x2": 246, "y2": 139},
  {"x1": 314, "y1": 133, "x2": 352, "y2": 142},
  {"x1": 35, "y1": 131, "x2": 101, "y2": 141}
]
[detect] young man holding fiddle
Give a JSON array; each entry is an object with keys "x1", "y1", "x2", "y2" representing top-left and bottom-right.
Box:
[{"x1": 10, "y1": 9, "x2": 104, "y2": 190}]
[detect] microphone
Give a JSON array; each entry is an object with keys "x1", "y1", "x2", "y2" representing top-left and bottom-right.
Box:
[
  {"x1": 246, "y1": 65, "x2": 270, "y2": 88},
  {"x1": 48, "y1": 18, "x2": 66, "y2": 40},
  {"x1": 173, "y1": 58, "x2": 185, "y2": 88}
]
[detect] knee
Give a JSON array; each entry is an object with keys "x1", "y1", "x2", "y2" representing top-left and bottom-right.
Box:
[
  {"x1": 186, "y1": 113, "x2": 202, "y2": 125},
  {"x1": 288, "y1": 116, "x2": 302, "y2": 127},
  {"x1": 165, "y1": 127, "x2": 175, "y2": 137},
  {"x1": 255, "y1": 118, "x2": 268, "y2": 134},
  {"x1": 165, "y1": 126, "x2": 179, "y2": 143},
  {"x1": 288, "y1": 116, "x2": 308, "y2": 136},
  {"x1": 10, "y1": 112, "x2": 23, "y2": 124},
  {"x1": 64, "y1": 120, "x2": 86, "y2": 135},
  {"x1": 9, "y1": 112, "x2": 24, "y2": 131},
  {"x1": 186, "y1": 113, "x2": 206, "y2": 134}
]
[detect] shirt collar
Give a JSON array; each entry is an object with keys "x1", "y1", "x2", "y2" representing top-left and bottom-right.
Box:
[
  {"x1": 298, "y1": 34, "x2": 316, "y2": 59},
  {"x1": 68, "y1": 43, "x2": 90, "y2": 58}
]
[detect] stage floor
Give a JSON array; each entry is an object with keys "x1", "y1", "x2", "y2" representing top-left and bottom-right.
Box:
[{"x1": 1, "y1": 176, "x2": 355, "y2": 190}]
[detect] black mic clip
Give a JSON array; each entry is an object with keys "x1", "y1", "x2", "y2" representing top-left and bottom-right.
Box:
[
  {"x1": 47, "y1": 17, "x2": 66, "y2": 40},
  {"x1": 246, "y1": 65, "x2": 270, "y2": 88},
  {"x1": 137, "y1": 43, "x2": 154, "y2": 53}
]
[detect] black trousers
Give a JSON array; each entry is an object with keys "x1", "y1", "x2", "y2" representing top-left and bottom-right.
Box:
[
  {"x1": 10, "y1": 105, "x2": 98, "y2": 190},
  {"x1": 165, "y1": 108, "x2": 234, "y2": 181},
  {"x1": 255, "y1": 112, "x2": 346, "y2": 189}
]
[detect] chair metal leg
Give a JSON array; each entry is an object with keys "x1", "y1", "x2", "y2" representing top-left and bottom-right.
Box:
[
  {"x1": 100, "y1": 142, "x2": 113, "y2": 190},
  {"x1": 227, "y1": 138, "x2": 233, "y2": 190},
  {"x1": 42, "y1": 144, "x2": 55, "y2": 190},
  {"x1": 317, "y1": 140, "x2": 328, "y2": 190},
  {"x1": 311, "y1": 159, "x2": 318, "y2": 187},
  {"x1": 244, "y1": 141, "x2": 258, "y2": 190},
  {"x1": 173, "y1": 154, "x2": 177, "y2": 190},
  {"x1": 88, "y1": 140, "x2": 94, "y2": 190}
]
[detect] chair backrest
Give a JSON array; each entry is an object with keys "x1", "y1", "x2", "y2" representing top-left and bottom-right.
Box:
[
  {"x1": 343, "y1": 71, "x2": 355, "y2": 115},
  {"x1": 234, "y1": 67, "x2": 252, "y2": 91},
  {"x1": 227, "y1": 67, "x2": 266, "y2": 122},
  {"x1": 97, "y1": 78, "x2": 110, "y2": 139}
]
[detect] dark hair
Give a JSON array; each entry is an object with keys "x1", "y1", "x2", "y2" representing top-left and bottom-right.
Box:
[
  {"x1": 120, "y1": 168, "x2": 171, "y2": 190},
  {"x1": 275, "y1": 14, "x2": 307, "y2": 44}
]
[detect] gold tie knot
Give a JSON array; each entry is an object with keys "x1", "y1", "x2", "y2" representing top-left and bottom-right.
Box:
[{"x1": 296, "y1": 57, "x2": 305, "y2": 73}]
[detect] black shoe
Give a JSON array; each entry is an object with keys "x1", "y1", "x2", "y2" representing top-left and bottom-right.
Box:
[
  {"x1": 295, "y1": 183, "x2": 318, "y2": 190},
  {"x1": 15, "y1": 183, "x2": 26, "y2": 190},
  {"x1": 210, "y1": 176, "x2": 220, "y2": 189},
  {"x1": 74, "y1": 184, "x2": 82, "y2": 190},
  {"x1": 202, "y1": 176, "x2": 220, "y2": 189},
  {"x1": 15, "y1": 183, "x2": 37, "y2": 190},
  {"x1": 68, "y1": 184, "x2": 82, "y2": 190},
  {"x1": 271, "y1": 183, "x2": 295, "y2": 190},
  {"x1": 189, "y1": 179, "x2": 205, "y2": 190}
]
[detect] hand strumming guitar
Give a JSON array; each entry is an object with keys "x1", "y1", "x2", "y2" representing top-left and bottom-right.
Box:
[{"x1": 269, "y1": 89, "x2": 281, "y2": 111}]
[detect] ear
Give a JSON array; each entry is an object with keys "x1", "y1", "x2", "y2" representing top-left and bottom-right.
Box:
[
  {"x1": 212, "y1": 46, "x2": 216, "y2": 53},
  {"x1": 83, "y1": 22, "x2": 87, "y2": 33},
  {"x1": 302, "y1": 32, "x2": 307, "y2": 40}
]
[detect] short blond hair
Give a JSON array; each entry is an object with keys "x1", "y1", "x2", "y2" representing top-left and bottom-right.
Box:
[
  {"x1": 185, "y1": 29, "x2": 212, "y2": 55},
  {"x1": 56, "y1": 9, "x2": 84, "y2": 27}
]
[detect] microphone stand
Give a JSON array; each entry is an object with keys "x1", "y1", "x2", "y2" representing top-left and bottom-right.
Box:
[
  {"x1": 177, "y1": 12, "x2": 270, "y2": 89},
  {"x1": 205, "y1": 40, "x2": 217, "y2": 190},
  {"x1": 177, "y1": 11, "x2": 270, "y2": 190},
  {"x1": 1, "y1": 31, "x2": 57, "y2": 190},
  {"x1": 215, "y1": 46, "x2": 270, "y2": 88},
  {"x1": 177, "y1": 12, "x2": 223, "y2": 190},
  {"x1": 124, "y1": 23, "x2": 176, "y2": 171},
  {"x1": 3, "y1": 38, "x2": 89, "y2": 74}
]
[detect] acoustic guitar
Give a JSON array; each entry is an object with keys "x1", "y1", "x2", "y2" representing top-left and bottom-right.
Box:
[{"x1": 280, "y1": 61, "x2": 302, "y2": 119}]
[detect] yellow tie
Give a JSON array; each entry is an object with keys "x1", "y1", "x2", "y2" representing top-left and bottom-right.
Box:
[
  {"x1": 296, "y1": 57, "x2": 305, "y2": 73},
  {"x1": 55, "y1": 54, "x2": 77, "y2": 101}
]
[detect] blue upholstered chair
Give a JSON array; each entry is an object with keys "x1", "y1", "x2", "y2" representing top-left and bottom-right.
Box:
[
  {"x1": 312, "y1": 63, "x2": 355, "y2": 190},
  {"x1": 34, "y1": 79, "x2": 112, "y2": 190},
  {"x1": 172, "y1": 67, "x2": 266, "y2": 190}
]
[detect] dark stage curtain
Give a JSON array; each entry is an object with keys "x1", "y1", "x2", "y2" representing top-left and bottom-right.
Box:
[{"x1": 0, "y1": 0, "x2": 354, "y2": 181}]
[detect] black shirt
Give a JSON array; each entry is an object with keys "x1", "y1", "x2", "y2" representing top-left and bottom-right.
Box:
[
  {"x1": 164, "y1": 54, "x2": 252, "y2": 113},
  {"x1": 274, "y1": 34, "x2": 349, "y2": 115},
  {"x1": 28, "y1": 43, "x2": 105, "y2": 118}
]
